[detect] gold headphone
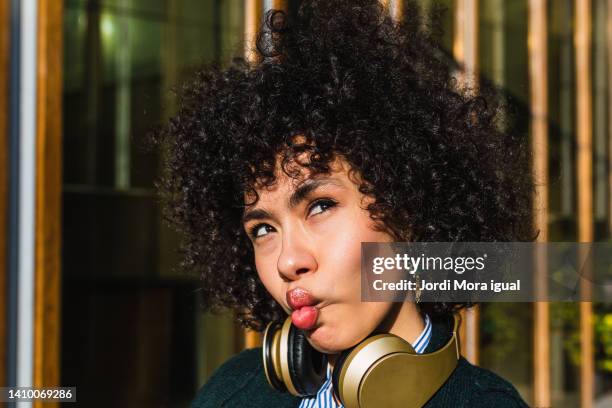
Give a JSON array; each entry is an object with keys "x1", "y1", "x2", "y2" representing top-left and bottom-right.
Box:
[{"x1": 262, "y1": 314, "x2": 460, "y2": 408}]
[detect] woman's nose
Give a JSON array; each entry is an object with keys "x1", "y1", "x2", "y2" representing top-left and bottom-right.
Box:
[{"x1": 276, "y1": 229, "x2": 317, "y2": 281}]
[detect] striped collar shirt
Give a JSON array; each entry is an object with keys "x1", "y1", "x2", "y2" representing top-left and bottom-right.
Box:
[{"x1": 298, "y1": 313, "x2": 432, "y2": 408}]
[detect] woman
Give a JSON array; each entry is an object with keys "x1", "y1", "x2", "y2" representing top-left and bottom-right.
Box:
[{"x1": 155, "y1": 1, "x2": 534, "y2": 406}]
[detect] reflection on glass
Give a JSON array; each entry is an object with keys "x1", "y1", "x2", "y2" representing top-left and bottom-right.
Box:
[
  {"x1": 62, "y1": 0, "x2": 244, "y2": 406},
  {"x1": 479, "y1": 303, "x2": 532, "y2": 402},
  {"x1": 476, "y1": 0, "x2": 532, "y2": 404}
]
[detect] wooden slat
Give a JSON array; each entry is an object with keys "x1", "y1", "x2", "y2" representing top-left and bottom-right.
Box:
[
  {"x1": 608, "y1": 0, "x2": 612, "y2": 237},
  {"x1": 244, "y1": 0, "x2": 263, "y2": 65},
  {"x1": 490, "y1": 0, "x2": 505, "y2": 86},
  {"x1": 464, "y1": 306, "x2": 479, "y2": 363},
  {"x1": 380, "y1": 0, "x2": 389, "y2": 12},
  {"x1": 575, "y1": 0, "x2": 594, "y2": 407},
  {"x1": 458, "y1": 308, "x2": 466, "y2": 353},
  {"x1": 270, "y1": 0, "x2": 286, "y2": 10},
  {"x1": 0, "y1": 0, "x2": 10, "y2": 390},
  {"x1": 379, "y1": 0, "x2": 404, "y2": 21},
  {"x1": 242, "y1": 0, "x2": 288, "y2": 350},
  {"x1": 242, "y1": 0, "x2": 290, "y2": 350},
  {"x1": 380, "y1": 1, "x2": 403, "y2": 22},
  {"x1": 453, "y1": 0, "x2": 479, "y2": 94},
  {"x1": 243, "y1": 0, "x2": 262, "y2": 350},
  {"x1": 528, "y1": 0, "x2": 550, "y2": 406},
  {"x1": 454, "y1": 0, "x2": 480, "y2": 365},
  {"x1": 388, "y1": 0, "x2": 404, "y2": 22},
  {"x1": 33, "y1": 0, "x2": 63, "y2": 405},
  {"x1": 576, "y1": 0, "x2": 594, "y2": 242},
  {"x1": 245, "y1": 329, "x2": 262, "y2": 349}
]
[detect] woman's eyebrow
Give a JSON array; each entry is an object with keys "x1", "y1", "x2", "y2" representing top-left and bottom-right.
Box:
[
  {"x1": 242, "y1": 178, "x2": 344, "y2": 224},
  {"x1": 241, "y1": 208, "x2": 271, "y2": 224},
  {"x1": 288, "y1": 178, "x2": 343, "y2": 208}
]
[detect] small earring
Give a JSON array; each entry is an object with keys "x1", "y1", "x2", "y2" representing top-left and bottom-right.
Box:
[{"x1": 415, "y1": 270, "x2": 421, "y2": 304}]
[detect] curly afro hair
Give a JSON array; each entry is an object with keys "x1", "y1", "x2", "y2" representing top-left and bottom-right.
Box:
[{"x1": 154, "y1": 0, "x2": 535, "y2": 330}]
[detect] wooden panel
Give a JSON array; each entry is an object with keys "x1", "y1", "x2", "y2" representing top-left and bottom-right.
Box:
[
  {"x1": 463, "y1": 306, "x2": 479, "y2": 364},
  {"x1": 242, "y1": 0, "x2": 264, "y2": 349},
  {"x1": 529, "y1": 0, "x2": 549, "y2": 243},
  {"x1": 528, "y1": 0, "x2": 550, "y2": 406},
  {"x1": 242, "y1": 0, "x2": 288, "y2": 350},
  {"x1": 271, "y1": 0, "x2": 286, "y2": 10},
  {"x1": 381, "y1": 0, "x2": 404, "y2": 21},
  {"x1": 244, "y1": 0, "x2": 263, "y2": 64},
  {"x1": 245, "y1": 329, "x2": 263, "y2": 349},
  {"x1": 33, "y1": 0, "x2": 63, "y2": 406},
  {"x1": 608, "y1": 0, "x2": 612, "y2": 236},
  {"x1": 241, "y1": 0, "x2": 292, "y2": 350},
  {"x1": 0, "y1": 0, "x2": 10, "y2": 390},
  {"x1": 575, "y1": 0, "x2": 594, "y2": 407},
  {"x1": 453, "y1": 0, "x2": 479, "y2": 93},
  {"x1": 389, "y1": 0, "x2": 404, "y2": 22},
  {"x1": 454, "y1": 0, "x2": 480, "y2": 365}
]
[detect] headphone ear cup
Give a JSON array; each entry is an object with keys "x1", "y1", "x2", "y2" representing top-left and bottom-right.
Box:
[
  {"x1": 331, "y1": 345, "x2": 357, "y2": 404},
  {"x1": 263, "y1": 321, "x2": 286, "y2": 392},
  {"x1": 287, "y1": 324, "x2": 328, "y2": 396}
]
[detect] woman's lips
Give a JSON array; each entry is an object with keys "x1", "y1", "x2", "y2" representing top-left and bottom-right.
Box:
[
  {"x1": 286, "y1": 288, "x2": 320, "y2": 330},
  {"x1": 291, "y1": 306, "x2": 318, "y2": 330},
  {"x1": 286, "y1": 287, "x2": 317, "y2": 309}
]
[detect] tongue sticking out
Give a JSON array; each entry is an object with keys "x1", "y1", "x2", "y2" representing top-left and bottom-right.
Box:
[{"x1": 291, "y1": 306, "x2": 319, "y2": 330}]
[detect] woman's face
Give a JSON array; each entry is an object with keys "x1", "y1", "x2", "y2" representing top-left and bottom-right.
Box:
[{"x1": 243, "y1": 155, "x2": 397, "y2": 353}]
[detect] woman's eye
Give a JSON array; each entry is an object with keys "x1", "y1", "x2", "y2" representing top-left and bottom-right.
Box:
[
  {"x1": 308, "y1": 199, "x2": 337, "y2": 216},
  {"x1": 248, "y1": 200, "x2": 337, "y2": 240},
  {"x1": 250, "y1": 224, "x2": 274, "y2": 239}
]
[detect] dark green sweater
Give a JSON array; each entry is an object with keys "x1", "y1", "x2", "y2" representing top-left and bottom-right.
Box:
[{"x1": 191, "y1": 315, "x2": 529, "y2": 407}]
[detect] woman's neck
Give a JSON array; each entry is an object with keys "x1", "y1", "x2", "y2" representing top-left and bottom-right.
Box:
[{"x1": 327, "y1": 301, "x2": 424, "y2": 372}]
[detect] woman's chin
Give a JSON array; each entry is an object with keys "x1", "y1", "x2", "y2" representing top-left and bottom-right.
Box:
[
  {"x1": 308, "y1": 340, "x2": 342, "y2": 354},
  {"x1": 305, "y1": 325, "x2": 353, "y2": 354}
]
